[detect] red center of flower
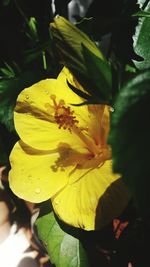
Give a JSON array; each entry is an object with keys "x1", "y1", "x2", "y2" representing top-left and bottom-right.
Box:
[
  {"x1": 50, "y1": 95, "x2": 78, "y2": 131},
  {"x1": 55, "y1": 106, "x2": 78, "y2": 131}
]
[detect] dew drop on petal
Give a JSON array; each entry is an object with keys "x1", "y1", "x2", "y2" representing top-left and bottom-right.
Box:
[
  {"x1": 45, "y1": 90, "x2": 49, "y2": 95},
  {"x1": 54, "y1": 199, "x2": 60, "y2": 205},
  {"x1": 26, "y1": 95, "x2": 29, "y2": 100},
  {"x1": 35, "y1": 188, "x2": 41, "y2": 194}
]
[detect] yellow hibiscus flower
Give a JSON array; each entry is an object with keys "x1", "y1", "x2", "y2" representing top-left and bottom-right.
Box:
[{"x1": 9, "y1": 68, "x2": 130, "y2": 230}]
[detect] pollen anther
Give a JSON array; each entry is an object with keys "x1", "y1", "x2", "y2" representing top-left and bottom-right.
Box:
[{"x1": 50, "y1": 94, "x2": 78, "y2": 131}]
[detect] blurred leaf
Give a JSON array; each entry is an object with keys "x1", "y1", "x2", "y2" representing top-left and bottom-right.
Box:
[
  {"x1": 125, "y1": 64, "x2": 137, "y2": 73},
  {"x1": 23, "y1": 39, "x2": 52, "y2": 65},
  {"x1": 133, "y1": 1, "x2": 150, "y2": 70},
  {"x1": 108, "y1": 69, "x2": 150, "y2": 213},
  {"x1": 0, "y1": 62, "x2": 16, "y2": 78},
  {"x1": 26, "y1": 17, "x2": 39, "y2": 42},
  {"x1": 137, "y1": 0, "x2": 149, "y2": 8},
  {"x1": 1, "y1": 0, "x2": 10, "y2": 6},
  {"x1": 35, "y1": 202, "x2": 89, "y2": 267}
]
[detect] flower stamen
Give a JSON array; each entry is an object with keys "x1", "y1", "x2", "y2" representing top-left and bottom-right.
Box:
[
  {"x1": 50, "y1": 94, "x2": 79, "y2": 131},
  {"x1": 50, "y1": 95, "x2": 111, "y2": 161}
]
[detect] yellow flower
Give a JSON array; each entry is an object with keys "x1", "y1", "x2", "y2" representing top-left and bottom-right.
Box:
[{"x1": 9, "y1": 68, "x2": 130, "y2": 230}]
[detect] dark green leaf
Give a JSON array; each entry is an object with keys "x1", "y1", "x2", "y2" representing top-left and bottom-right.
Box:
[
  {"x1": 35, "y1": 202, "x2": 89, "y2": 267},
  {"x1": 133, "y1": 1, "x2": 150, "y2": 70},
  {"x1": 132, "y1": 10, "x2": 150, "y2": 17},
  {"x1": 82, "y1": 44, "x2": 112, "y2": 102},
  {"x1": 23, "y1": 39, "x2": 53, "y2": 65},
  {"x1": 108, "y1": 69, "x2": 150, "y2": 213},
  {"x1": 67, "y1": 80, "x2": 91, "y2": 100},
  {"x1": 0, "y1": 62, "x2": 16, "y2": 78},
  {"x1": 63, "y1": 45, "x2": 112, "y2": 105}
]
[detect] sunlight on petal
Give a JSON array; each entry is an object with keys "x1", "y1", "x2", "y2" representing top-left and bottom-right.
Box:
[
  {"x1": 14, "y1": 77, "x2": 89, "y2": 150},
  {"x1": 9, "y1": 141, "x2": 71, "y2": 202},
  {"x1": 52, "y1": 160, "x2": 130, "y2": 230}
]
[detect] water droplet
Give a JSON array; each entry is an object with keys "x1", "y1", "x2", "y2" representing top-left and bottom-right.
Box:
[
  {"x1": 73, "y1": 186, "x2": 77, "y2": 190},
  {"x1": 26, "y1": 95, "x2": 29, "y2": 100},
  {"x1": 45, "y1": 90, "x2": 49, "y2": 95},
  {"x1": 54, "y1": 199, "x2": 60, "y2": 205},
  {"x1": 35, "y1": 188, "x2": 41, "y2": 194}
]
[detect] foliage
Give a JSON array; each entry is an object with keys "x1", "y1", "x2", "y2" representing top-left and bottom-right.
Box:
[
  {"x1": 108, "y1": 70, "x2": 150, "y2": 213},
  {"x1": 133, "y1": 0, "x2": 150, "y2": 69},
  {"x1": 35, "y1": 201, "x2": 89, "y2": 267}
]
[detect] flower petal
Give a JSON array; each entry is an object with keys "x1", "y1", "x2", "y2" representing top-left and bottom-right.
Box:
[
  {"x1": 9, "y1": 141, "x2": 72, "y2": 203},
  {"x1": 52, "y1": 160, "x2": 130, "y2": 230},
  {"x1": 14, "y1": 77, "x2": 89, "y2": 150}
]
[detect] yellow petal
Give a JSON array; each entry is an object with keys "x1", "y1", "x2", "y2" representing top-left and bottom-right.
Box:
[
  {"x1": 57, "y1": 66, "x2": 88, "y2": 95},
  {"x1": 52, "y1": 160, "x2": 130, "y2": 230},
  {"x1": 9, "y1": 141, "x2": 72, "y2": 203},
  {"x1": 14, "y1": 77, "x2": 89, "y2": 150}
]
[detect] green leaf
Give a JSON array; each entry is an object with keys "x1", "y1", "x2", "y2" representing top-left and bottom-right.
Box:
[
  {"x1": 82, "y1": 44, "x2": 112, "y2": 103},
  {"x1": 65, "y1": 46, "x2": 112, "y2": 105},
  {"x1": 35, "y1": 202, "x2": 89, "y2": 267},
  {"x1": 27, "y1": 17, "x2": 39, "y2": 42},
  {"x1": 0, "y1": 62, "x2": 16, "y2": 78},
  {"x1": 125, "y1": 64, "x2": 137, "y2": 73},
  {"x1": 132, "y1": 10, "x2": 150, "y2": 18},
  {"x1": 108, "y1": 69, "x2": 150, "y2": 213},
  {"x1": 133, "y1": 1, "x2": 150, "y2": 70}
]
